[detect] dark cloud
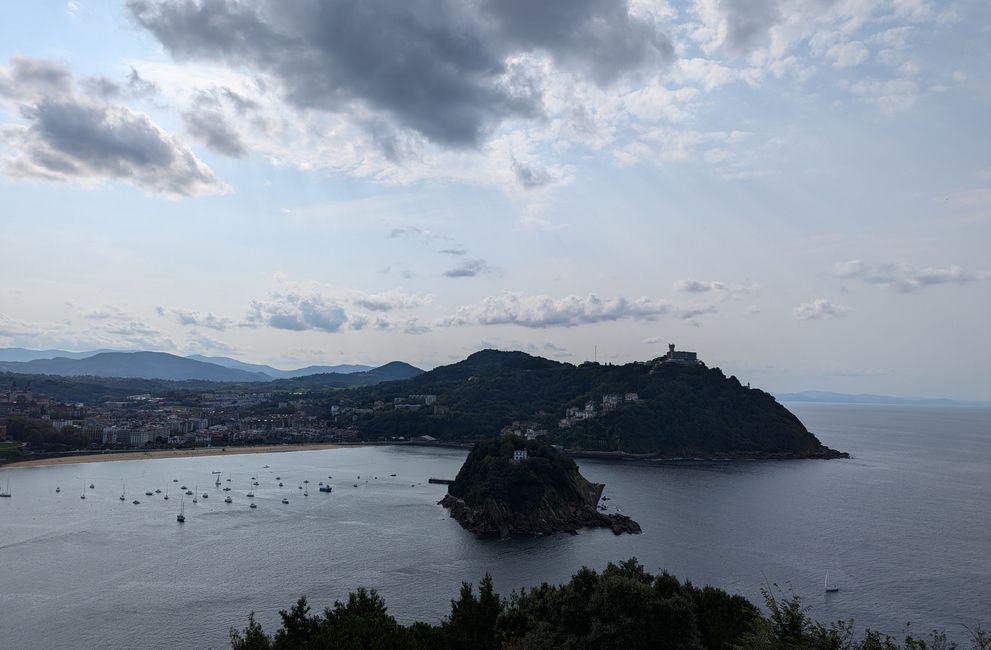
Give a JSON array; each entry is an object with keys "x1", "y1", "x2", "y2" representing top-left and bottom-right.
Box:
[
  {"x1": 0, "y1": 56, "x2": 73, "y2": 101},
  {"x1": 128, "y1": 0, "x2": 672, "y2": 149},
  {"x1": 720, "y1": 0, "x2": 782, "y2": 55},
  {"x1": 1, "y1": 57, "x2": 220, "y2": 197},
  {"x1": 443, "y1": 258, "x2": 491, "y2": 278},
  {"x1": 182, "y1": 93, "x2": 249, "y2": 158},
  {"x1": 8, "y1": 98, "x2": 221, "y2": 197},
  {"x1": 480, "y1": 0, "x2": 673, "y2": 85}
]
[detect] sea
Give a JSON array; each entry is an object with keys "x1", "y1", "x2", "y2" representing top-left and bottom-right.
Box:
[{"x1": 0, "y1": 403, "x2": 988, "y2": 649}]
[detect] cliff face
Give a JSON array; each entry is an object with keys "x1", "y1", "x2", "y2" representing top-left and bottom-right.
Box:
[{"x1": 440, "y1": 436, "x2": 641, "y2": 539}]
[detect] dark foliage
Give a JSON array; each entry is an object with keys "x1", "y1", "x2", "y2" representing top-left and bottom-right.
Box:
[{"x1": 232, "y1": 559, "x2": 986, "y2": 649}]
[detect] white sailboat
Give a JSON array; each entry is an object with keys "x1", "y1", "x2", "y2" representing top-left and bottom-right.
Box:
[
  {"x1": 177, "y1": 497, "x2": 185, "y2": 523},
  {"x1": 0, "y1": 479, "x2": 11, "y2": 497},
  {"x1": 119, "y1": 480, "x2": 126, "y2": 501},
  {"x1": 825, "y1": 570, "x2": 839, "y2": 593}
]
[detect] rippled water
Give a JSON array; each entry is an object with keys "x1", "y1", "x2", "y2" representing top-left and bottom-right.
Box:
[{"x1": 0, "y1": 404, "x2": 988, "y2": 649}]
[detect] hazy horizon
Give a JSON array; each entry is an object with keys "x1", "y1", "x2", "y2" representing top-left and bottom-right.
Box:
[{"x1": 1, "y1": 1, "x2": 988, "y2": 401}]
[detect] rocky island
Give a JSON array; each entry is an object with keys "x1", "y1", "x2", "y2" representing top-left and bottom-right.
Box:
[{"x1": 440, "y1": 435, "x2": 641, "y2": 538}]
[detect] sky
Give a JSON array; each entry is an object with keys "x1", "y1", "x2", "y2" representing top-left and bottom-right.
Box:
[{"x1": 0, "y1": 0, "x2": 988, "y2": 400}]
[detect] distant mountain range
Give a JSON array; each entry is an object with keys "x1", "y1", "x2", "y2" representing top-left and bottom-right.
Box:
[
  {"x1": 0, "y1": 349, "x2": 407, "y2": 383},
  {"x1": 776, "y1": 390, "x2": 989, "y2": 408},
  {"x1": 185, "y1": 355, "x2": 373, "y2": 378}
]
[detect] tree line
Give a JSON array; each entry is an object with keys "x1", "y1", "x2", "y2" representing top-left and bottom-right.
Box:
[{"x1": 231, "y1": 559, "x2": 988, "y2": 650}]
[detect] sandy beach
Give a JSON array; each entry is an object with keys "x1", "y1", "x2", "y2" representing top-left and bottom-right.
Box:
[{"x1": 4, "y1": 443, "x2": 364, "y2": 468}]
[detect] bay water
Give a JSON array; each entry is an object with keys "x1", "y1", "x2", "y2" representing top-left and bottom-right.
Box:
[{"x1": 0, "y1": 404, "x2": 988, "y2": 649}]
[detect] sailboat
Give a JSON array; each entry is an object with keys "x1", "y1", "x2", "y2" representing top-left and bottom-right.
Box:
[
  {"x1": 164, "y1": 485, "x2": 169, "y2": 500},
  {"x1": 80, "y1": 484, "x2": 86, "y2": 499},
  {"x1": 177, "y1": 497, "x2": 185, "y2": 523},
  {"x1": 0, "y1": 479, "x2": 11, "y2": 497},
  {"x1": 825, "y1": 570, "x2": 839, "y2": 593},
  {"x1": 119, "y1": 480, "x2": 126, "y2": 501}
]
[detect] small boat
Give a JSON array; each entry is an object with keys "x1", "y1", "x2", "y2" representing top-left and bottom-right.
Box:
[
  {"x1": 132, "y1": 499, "x2": 140, "y2": 505},
  {"x1": 252, "y1": 481, "x2": 259, "y2": 486},
  {"x1": 389, "y1": 474, "x2": 396, "y2": 477},
  {"x1": 89, "y1": 483, "x2": 94, "y2": 489},
  {"x1": 181, "y1": 485, "x2": 187, "y2": 490},
  {"x1": 202, "y1": 493, "x2": 209, "y2": 499},
  {"x1": 319, "y1": 485, "x2": 332, "y2": 493},
  {"x1": 177, "y1": 498, "x2": 185, "y2": 523},
  {"x1": 353, "y1": 483, "x2": 358, "y2": 488},
  {"x1": 278, "y1": 482, "x2": 283, "y2": 487},
  {"x1": 120, "y1": 481, "x2": 126, "y2": 501},
  {"x1": 173, "y1": 479, "x2": 178, "y2": 482},
  {"x1": 249, "y1": 502, "x2": 257, "y2": 509},
  {"x1": 155, "y1": 489, "x2": 161, "y2": 494},
  {"x1": 163, "y1": 486, "x2": 169, "y2": 500},
  {"x1": 246, "y1": 492, "x2": 255, "y2": 498},
  {"x1": 224, "y1": 496, "x2": 232, "y2": 504},
  {"x1": 281, "y1": 498, "x2": 289, "y2": 504},
  {"x1": 298, "y1": 485, "x2": 302, "y2": 490},
  {"x1": 825, "y1": 571, "x2": 839, "y2": 593},
  {"x1": 185, "y1": 490, "x2": 193, "y2": 496},
  {"x1": 0, "y1": 480, "x2": 12, "y2": 497},
  {"x1": 80, "y1": 485, "x2": 86, "y2": 500},
  {"x1": 303, "y1": 480, "x2": 309, "y2": 484},
  {"x1": 275, "y1": 476, "x2": 281, "y2": 480},
  {"x1": 263, "y1": 465, "x2": 269, "y2": 468},
  {"x1": 145, "y1": 491, "x2": 153, "y2": 496},
  {"x1": 55, "y1": 486, "x2": 60, "y2": 493},
  {"x1": 222, "y1": 487, "x2": 231, "y2": 492}
]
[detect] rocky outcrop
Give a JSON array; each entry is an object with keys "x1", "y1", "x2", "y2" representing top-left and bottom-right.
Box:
[{"x1": 439, "y1": 436, "x2": 641, "y2": 539}]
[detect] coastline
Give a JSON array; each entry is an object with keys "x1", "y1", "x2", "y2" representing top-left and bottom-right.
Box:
[{"x1": 1, "y1": 443, "x2": 365, "y2": 469}]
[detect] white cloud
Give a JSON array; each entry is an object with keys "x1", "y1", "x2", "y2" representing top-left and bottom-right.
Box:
[
  {"x1": 793, "y1": 298, "x2": 850, "y2": 320},
  {"x1": 834, "y1": 259, "x2": 990, "y2": 292},
  {"x1": 439, "y1": 292, "x2": 715, "y2": 328}
]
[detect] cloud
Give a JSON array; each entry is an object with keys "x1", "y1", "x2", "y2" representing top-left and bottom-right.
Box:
[
  {"x1": 443, "y1": 258, "x2": 492, "y2": 278},
  {"x1": 0, "y1": 57, "x2": 222, "y2": 197},
  {"x1": 833, "y1": 259, "x2": 990, "y2": 292},
  {"x1": 673, "y1": 279, "x2": 728, "y2": 293},
  {"x1": 181, "y1": 92, "x2": 248, "y2": 157},
  {"x1": 348, "y1": 290, "x2": 430, "y2": 312},
  {"x1": 439, "y1": 292, "x2": 711, "y2": 328},
  {"x1": 439, "y1": 247, "x2": 468, "y2": 256},
  {"x1": 511, "y1": 156, "x2": 551, "y2": 189},
  {"x1": 0, "y1": 57, "x2": 72, "y2": 101},
  {"x1": 169, "y1": 309, "x2": 234, "y2": 330},
  {"x1": 246, "y1": 290, "x2": 348, "y2": 332},
  {"x1": 389, "y1": 226, "x2": 435, "y2": 241},
  {"x1": 643, "y1": 336, "x2": 662, "y2": 344},
  {"x1": 244, "y1": 277, "x2": 431, "y2": 333},
  {"x1": 793, "y1": 298, "x2": 850, "y2": 321},
  {"x1": 127, "y1": 0, "x2": 673, "y2": 149},
  {"x1": 719, "y1": 0, "x2": 782, "y2": 56}
]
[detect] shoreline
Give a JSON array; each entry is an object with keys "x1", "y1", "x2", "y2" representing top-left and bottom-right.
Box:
[
  {"x1": 1, "y1": 443, "x2": 366, "y2": 469},
  {"x1": 1, "y1": 440, "x2": 848, "y2": 470}
]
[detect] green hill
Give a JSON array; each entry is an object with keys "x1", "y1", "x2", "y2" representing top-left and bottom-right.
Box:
[{"x1": 339, "y1": 350, "x2": 846, "y2": 459}]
